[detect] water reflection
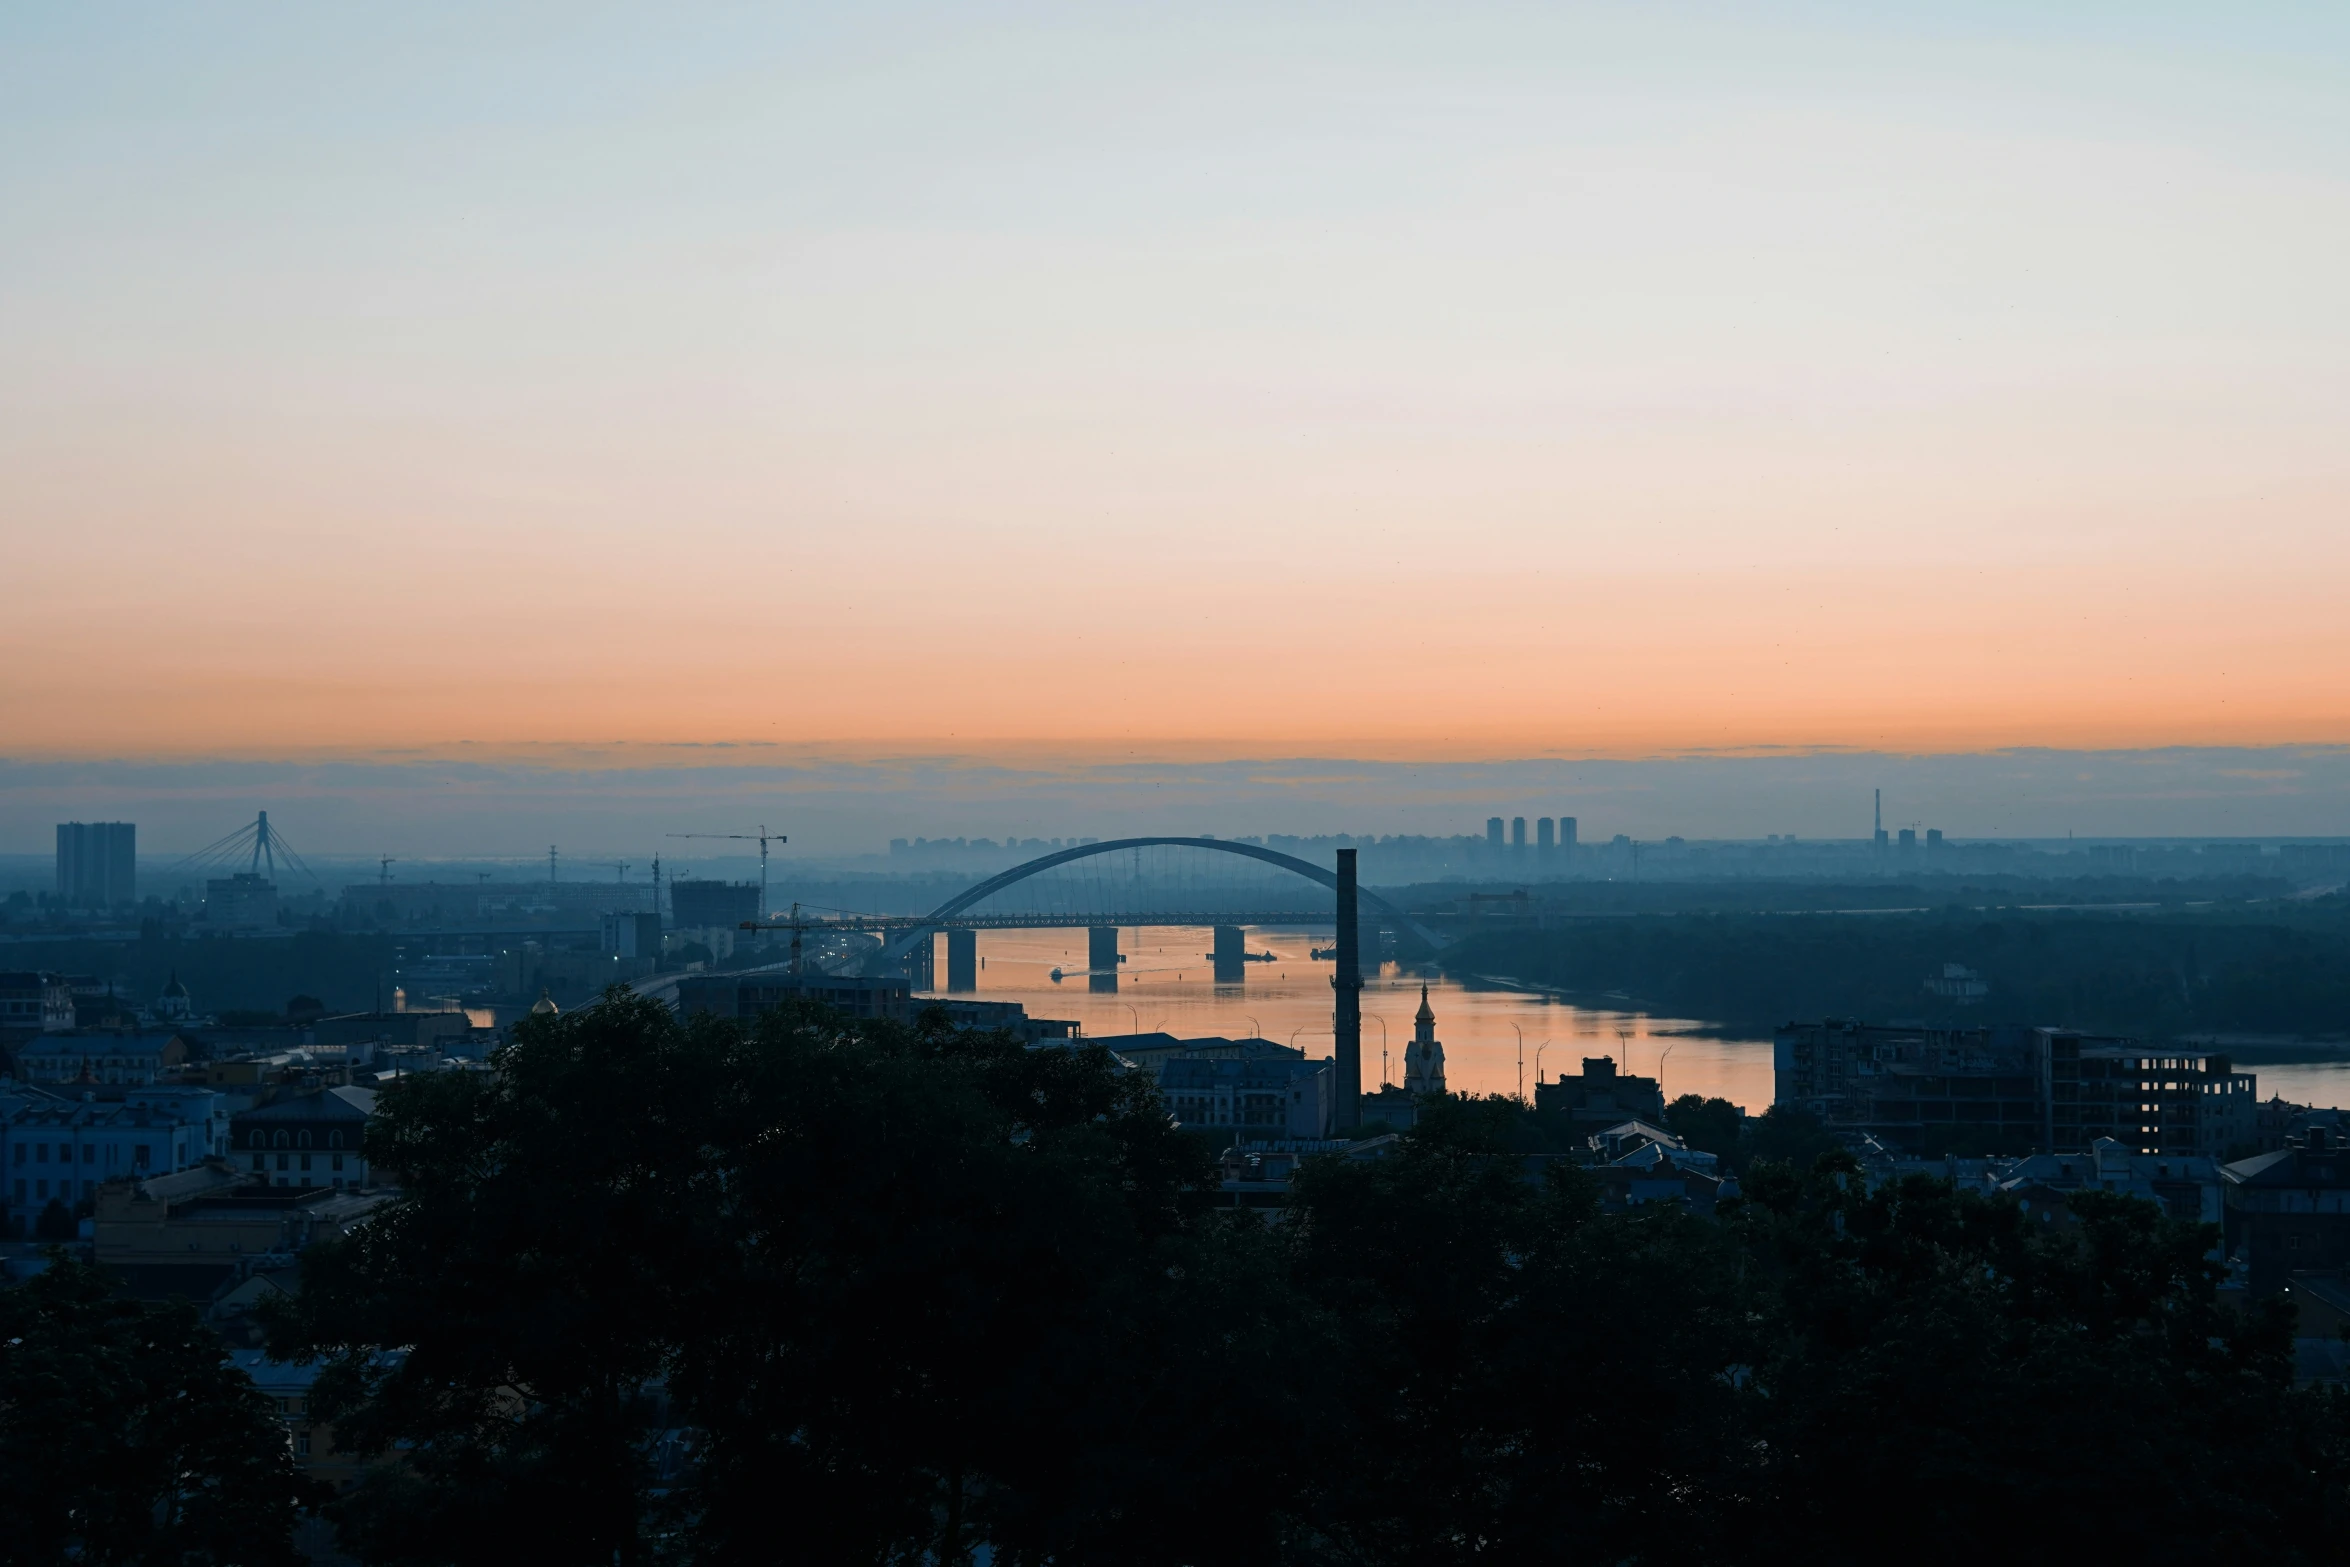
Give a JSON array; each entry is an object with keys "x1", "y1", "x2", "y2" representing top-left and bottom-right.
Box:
[{"x1": 922, "y1": 924, "x2": 1777, "y2": 1114}]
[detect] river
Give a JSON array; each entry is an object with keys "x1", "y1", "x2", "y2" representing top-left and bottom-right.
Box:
[{"x1": 918, "y1": 923, "x2": 1779, "y2": 1113}]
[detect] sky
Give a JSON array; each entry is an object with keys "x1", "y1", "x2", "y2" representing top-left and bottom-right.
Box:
[{"x1": 4, "y1": 4, "x2": 2349, "y2": 773}]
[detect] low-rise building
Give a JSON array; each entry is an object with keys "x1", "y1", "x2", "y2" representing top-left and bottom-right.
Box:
[
  {"x1": 1581, "y1": 1121, "x2": 1737, "y2": 1214},
  {"x1": 1214, "y1": 1139, "x2": 1361, "y2": 1209},
  {"x1": 4, "y1": 1085, "x2": 227, "y2": 1226},
  {"x1": 1360, "y1": 1082, "x2": 1425, "y2": 1131},
  {"x1": 0, "y1": 971, "x2": 77, "y2": 1041},
  {"x1": 229, "y1": 1087, "x2": 378, "y2": 1191},
  {"x1": 1089, "y1": 1032, "x2": 1299, "y2": 1069},
  {"x1": 913, "y1": 997, "x2": 1078, "y2": 1043},
  {"x1": 2224, "y1": 1125, "x2": 2350, "y2": 1296},
  {"x1": 2257, "y1": 1095, "x2": 2311, "y2": 1153},
  {"x1": 94, "y1": 1163, "x2": 387, "y2": 1299},
  {"x1": 69, "y1": 977, "x2": 141, "y2": 1031},
  {"x1": 1997, "y1": 1138, "x2": 2223, "y2": 1228},
  {"x1": 1535, "y1": 1056, "x2": 1665, "y2": 1135},
  {"x1": 1159, "y1": 1055, "x2": 1334, "y2": 1140},
  {"x1": 14, "y1": 1033, "x2": 188, "y2": 1085}
]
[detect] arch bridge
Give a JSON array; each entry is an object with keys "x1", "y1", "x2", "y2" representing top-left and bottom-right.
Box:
[{"x1": 823, "y1": 837, "x2": 1442, "y2": 987}]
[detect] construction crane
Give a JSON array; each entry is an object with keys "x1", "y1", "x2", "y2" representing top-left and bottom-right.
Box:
[
  {"x1": 746, "y1": 901, "x2": 816, "y2": 975},
  {"x1": 738, "y1": 904, "x2": 967, "y2": 978},
  {"x1": 738, "y1": 902, "x2": 932, "y2": 976},
  {"x1": 579, "y1": 860, "x2": 632, "y2": 881},
  {"x1": 378, "y1": 856, "x2": 397, "y2": 886},
  {"x1": 666, "y1": 825, "x2": 787, "y2": 920}
]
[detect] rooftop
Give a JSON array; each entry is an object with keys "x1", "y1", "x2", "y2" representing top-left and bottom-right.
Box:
[{"x1": 234, "y1": 1086, "x2": 379, "y2": 1123}]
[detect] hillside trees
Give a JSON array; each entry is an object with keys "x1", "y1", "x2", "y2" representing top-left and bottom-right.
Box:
[
  {"x1": 0, "y1": 1254, "x2": 314, "y2": 1567},
  {"x1": 269, "y1": 991, "x2": 2350, "y2": 1566}
]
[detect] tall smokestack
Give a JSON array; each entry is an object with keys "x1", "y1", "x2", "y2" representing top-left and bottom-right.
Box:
[{"x1": 1333, "y1": 847, "x2": 1362, "y2": 1132}]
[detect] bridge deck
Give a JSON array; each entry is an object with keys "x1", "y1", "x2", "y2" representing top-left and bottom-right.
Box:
[{"x1": 751, "y1": 909, "x2": 1351, "y2": 934}]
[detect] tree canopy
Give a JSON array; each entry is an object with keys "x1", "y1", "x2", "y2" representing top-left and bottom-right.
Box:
[
  {"x1": 265, "y1": 990, "x2": 2350, "y2": 1565},
  {"x1": 0, "y1": 1253, "x2": 314, "y2": 1567}
]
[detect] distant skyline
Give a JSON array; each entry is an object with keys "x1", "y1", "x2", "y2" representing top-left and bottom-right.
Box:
[
  {"x1": 4, "y1": 5, "x2": 2349, "y2": 755},
  {"x1": 3, "y1": 744, "x2": 2345, "y2": 860}
]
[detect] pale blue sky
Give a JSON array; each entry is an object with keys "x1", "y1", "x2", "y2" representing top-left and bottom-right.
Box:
[{"x1": 5, "y1": 3, "x2": 2349, "y2": 756}]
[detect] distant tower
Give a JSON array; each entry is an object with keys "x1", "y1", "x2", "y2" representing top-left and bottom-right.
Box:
[
  {"x1": 1536, "y1": 817, "x2": 1555, "y2": 852},
  {"x1": 1873, "y1": 790, "x2": 1889, "y2": 850},
  {"x1": 1486, "y1": 817, "x2": 1505, "y2": 850},
  {"x1": 1511, "y1": 816, "x2": 1527, "y2": 851},
  {"x1": 1402, "y1": 985, "x2": 1447, "y2": 1096}
]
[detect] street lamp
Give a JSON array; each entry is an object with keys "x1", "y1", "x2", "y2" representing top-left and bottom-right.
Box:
[
  {"x1": 1534, "y1": 1040, "x2": 1551, "y2": 1094},
  {"x1": 1512, "y1": 1023, "x2": 1525, "y2": 1104}
]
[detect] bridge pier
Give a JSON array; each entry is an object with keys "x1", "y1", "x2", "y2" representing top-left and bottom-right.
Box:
[
  {"x1": 1088, "y1": 926, "x2": 1121, "y2": 994},
  {"x1": 1211, "y1": 924, "x2": 1246, "y2": 985},
  {"x1": 945, "y1": 928, "x2": 977, "y2": 992}
]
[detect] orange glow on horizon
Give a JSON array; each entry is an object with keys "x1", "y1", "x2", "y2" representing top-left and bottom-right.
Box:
[{"x1": 7, "y1": 551, "x2": 2347, "y2": 764}]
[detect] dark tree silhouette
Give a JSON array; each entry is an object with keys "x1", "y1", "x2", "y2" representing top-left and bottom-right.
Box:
[{"x1": 0, "y1": 1254, "x2": 315, "y2": 1566}]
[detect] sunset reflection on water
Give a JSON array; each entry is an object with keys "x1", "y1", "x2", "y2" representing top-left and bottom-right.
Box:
[{"x1": 920, "y1": 924, "x2": 1776, "y2": 1113}]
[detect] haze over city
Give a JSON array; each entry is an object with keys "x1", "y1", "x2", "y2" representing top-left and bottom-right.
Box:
[{"x1": 7, "y1": 7, "x2": 2350, "y2": 1564}]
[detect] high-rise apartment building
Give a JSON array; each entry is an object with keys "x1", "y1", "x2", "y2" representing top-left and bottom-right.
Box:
[
  {"x1": 1511, "y1": 816, "x2": 1527, "y2": 850},
  {"x1": 1536, "y1": 818, "x2": 1555, "y2": 851},
  {"x1": 1557, "y1": 817, "x2": 1578, "y2": 849},
  {"x1": 55, "y1": 822, "x2": 136, "y2": 907},
  {"x1": 1486, "y1": 817, "x2": 1504, "y2": 849}
]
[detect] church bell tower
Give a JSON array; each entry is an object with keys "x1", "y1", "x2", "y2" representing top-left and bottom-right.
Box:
[{"x1": 1403, "y1": 985, "x2": 1446, "y2": 1096}]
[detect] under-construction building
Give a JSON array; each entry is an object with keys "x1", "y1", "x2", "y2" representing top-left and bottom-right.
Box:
[
  {"x1": 1775, "y1": 1020, "x2": 2256, "y2": 1158},
  {"x1": 668, "y1": 880, "x2": 760, "y2": 931}
]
